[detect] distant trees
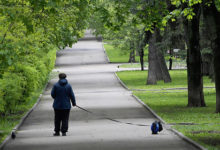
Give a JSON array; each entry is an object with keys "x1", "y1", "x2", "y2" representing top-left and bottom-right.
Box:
[
  {"x1": 90, "y1": 0, "x2": 171, "y2": 82},
  {"x1": 90, "y1": 0, "x2": 220, "y2": 112}
]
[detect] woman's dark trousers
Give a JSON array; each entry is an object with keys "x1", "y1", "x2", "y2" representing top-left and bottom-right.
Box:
[{"x1": 54, "y1": 109, "x2": 70, "y2": 133}]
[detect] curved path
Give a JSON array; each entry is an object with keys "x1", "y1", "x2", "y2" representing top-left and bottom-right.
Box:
[{"x1": 3, "y1": 31, "x2": 199, "y2": 150}]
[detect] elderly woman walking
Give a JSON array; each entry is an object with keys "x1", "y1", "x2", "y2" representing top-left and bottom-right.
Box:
[{"x1": 51, "y1": 73, "x2": 76, "y2": 136}]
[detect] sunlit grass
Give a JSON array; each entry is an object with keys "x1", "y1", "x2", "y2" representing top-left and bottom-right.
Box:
[
  {"x1": 104, "y1": 44, "x2": 130, "y2": 63},
  {"x1": 103, "y1": 43, "x2": 147, "y2": 63}
]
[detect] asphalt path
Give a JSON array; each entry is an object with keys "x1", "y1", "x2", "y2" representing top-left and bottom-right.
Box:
[{"x1": 3, "y1": 31, "x2": 199, "y2": 150}]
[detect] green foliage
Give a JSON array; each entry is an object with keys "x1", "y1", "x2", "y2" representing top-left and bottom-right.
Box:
[
  {"x1": 0, "y1": 89, "x2": 5, "y2": 112},
  {"x1": 170, "y1": 0, "x2": 204, "y2": 20},
  {"x1": 0, "y1": 0, "x2": 90, "y2": 115},
  {"x1": 89, "y1": 0, "x2": 169, "y2": 65},
  {"x1": 0, "y1": 72, "x2": 26, "y2": 114},
  {"x1": 14, "y1": 63, "x2": 40, "y2": 97},
  {"x1": 0, "y1": 45, "x2": 57, "y2": 115}
]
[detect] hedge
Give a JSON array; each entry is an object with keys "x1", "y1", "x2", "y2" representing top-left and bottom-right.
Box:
[{"x1": 0, "y1": 49, "x2": 56, "y2": 114}]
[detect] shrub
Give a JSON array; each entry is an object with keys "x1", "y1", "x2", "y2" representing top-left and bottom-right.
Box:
[
  {"x1": 35, "y1": 60, "x2": 48, "y2": 85},
  {"x1": 0, "y1": 72, "x2": 26, "y2": 114},
  {"x1": 45, "y1": 49, "x2": 56, "y2": 71},
  {"x1": 0, "y1": 48, "x2": 57, "y2": 114},
  {"x1": 14, "y1": 63, "x2": 40, "y2": 97},
  {"x1": 0, "y1": 89, "x2": 5, "y2": 113}
]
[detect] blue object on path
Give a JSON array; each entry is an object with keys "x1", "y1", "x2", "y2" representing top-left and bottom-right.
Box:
[{"x1": 151, "y1": 121, "x2": 163, "y2": 134}]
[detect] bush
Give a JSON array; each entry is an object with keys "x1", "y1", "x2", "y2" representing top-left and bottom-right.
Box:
[
  {"x1": 45, "y1": 49, "x2": 56, "y2": 71},
  {"x1": 35, "y1": 60, "x2": 48, "y2": 85},
  {"x1": 0, "y1": 72, "x2": 26, "y2": 114},
  {"x1": 0, "y1": 89, "x2": 5, "y2": 113},
  {"x1": 0, "y1": 48, "x2": 57, "y2": 114},
  {"x1": 14, "y1": 63, "x2": 40, "y2": 97}
]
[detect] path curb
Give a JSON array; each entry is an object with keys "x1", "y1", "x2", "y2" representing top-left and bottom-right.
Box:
[
  {"x1": 114, "y1": 71, "x2": 207, "y2": 150},
  {"x1": 0, "y1": 83, "x2": 48, "y2": 150},
  {"x1": 168, "y1": 128, "x2": 207, "y2": 150},
  {"x1": 101, "y1": 38, "x2": 110, "y2": 63},
  {"x1": 132, "y1": 95, "x2": 166, "y2": 124},
  {"x1": 114, "y1": 72, "x2": 129, "y2": 90}
]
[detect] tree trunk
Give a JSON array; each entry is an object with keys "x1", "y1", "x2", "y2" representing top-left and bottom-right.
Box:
[
  {"x1": 138, "y1": 30, "x2": 151, "y2": 71},
  {"x1": 200, "y1": 5, "x2": 214, "y2": 77},
  {"x1": 169, "y1": 57, "x2": 173, "y2": 70},
  {"x1": 202, "y1": 61, "x2": 210, "y2": 76},
  {"x1": 202, "y1": 0, "x2": 220, "y2": 112},
  {"x1": 128, "y1": 42, "x2": 136, "y2": 63},
  {"x1": 147, "y1": 32, "x2": 161, "y2": 84},
  {"x1": 183, "y1": 3, "x2": 206, "y2": 107},
  {"x1": 147, "y1": 28, "x2": 171, "y2": 84},
  {"x1": 139, "y1": 48, "x2": 144, "y2": 71},
  {"x1": 158, "y1": 49, "x2": 172, "y2": 83},
  {"x1": 209, "y1": 59, "x2": 215, "y2": 82}
]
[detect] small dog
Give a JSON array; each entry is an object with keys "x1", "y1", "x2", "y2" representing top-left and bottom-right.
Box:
[
  {"x1": 151, "y1": 121, "x2": 163, "y2": 134},
  {"x1": 11, "y1": 131, "x2": 16, "y2": 139}
]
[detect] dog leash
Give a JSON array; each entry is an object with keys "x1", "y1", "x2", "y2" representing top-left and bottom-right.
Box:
[{"x1": 76, "y1": 105, "x2": 150, "y2": 127}]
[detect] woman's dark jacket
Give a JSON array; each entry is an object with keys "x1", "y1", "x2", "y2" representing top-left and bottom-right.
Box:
[{"x1": 51, "y1": 79, "x2": 76, "y2": 109}]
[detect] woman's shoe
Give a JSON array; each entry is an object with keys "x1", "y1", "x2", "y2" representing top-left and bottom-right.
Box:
[{"x1": 53, "y1": 132, "x2": 60, "y2": 136}]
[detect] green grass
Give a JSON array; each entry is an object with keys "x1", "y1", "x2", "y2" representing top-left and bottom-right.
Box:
[
  {"x1": 119, "y1": 63, "x2": 148, "y2": 68},
  {"x1": 103, "y1": 43, "x2": 147, "y2": 63},
  {"x1": 117, "y1": 70, "x2": 214, "y2": 90},
  {"x1": 117, "y1": 70, "x2": 219, "y2": 150},
  {"x1": 119, "y1": 60, "x2": 186, "y2": 69},
  {"x1": 104, "y1": 44, "x2": 130, "y2": 63}
]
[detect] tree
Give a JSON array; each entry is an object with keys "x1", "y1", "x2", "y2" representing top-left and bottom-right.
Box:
[
  {"x1": 147, "y1": 27, "x2": 171, "y2": 84},
  {"x1": 91, "y1": 0, "x2": 172, "y2": 79},
  {"x1": 89, "y1": 0, "x2": 148, "y2": 67},
  {"x1": 202, "y1": 0, "x2": 220, "y2": 112},
  {"x1": 138, "y1": 1, "x2": 172, "y2": 84},
  {"x1": 184, "y1": 3, "x2": 206, "y2": 107},
  {"x1": 170, "y1": 0, "x2": 206, "y2": 107}
]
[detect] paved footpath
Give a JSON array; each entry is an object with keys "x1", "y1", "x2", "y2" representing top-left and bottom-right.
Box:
[{"x1": 3, "y1": 31, "x2": 199, "y2": 150}]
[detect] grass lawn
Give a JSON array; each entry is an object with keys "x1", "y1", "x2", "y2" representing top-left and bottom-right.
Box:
[
  {"x1": 119, "y1": 63, "x2": 148, "y2": 68},
  {"x1": 117, "y1": 70, "x2": 220, "y2": 150},
  {"x1": 117, "y1": 70, "x2": 214, "y2": 89},
  {"x1": 119, "y1": 59, "x2": 186, "y2": 69},
  {"x1": 103, "y1": 43, "x2": 147, "y2": 63}
]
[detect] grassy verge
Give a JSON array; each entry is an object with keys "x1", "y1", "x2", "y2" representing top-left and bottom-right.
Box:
[
  {"x1": 103, "y1": 43, "x2": 147, "y2": 63},
  {"x1": 119, "y1": 63, "x2": 148, "y2": 68},
  {"x1": 117, "y1": 70, "x2": 214, "y2": 89},
  {"x1": 119, "y1": 60, "x2": 186, "y2": 69},
  {"x1": 117, "y1": 70, "x2": 220, "y2": 150}
]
